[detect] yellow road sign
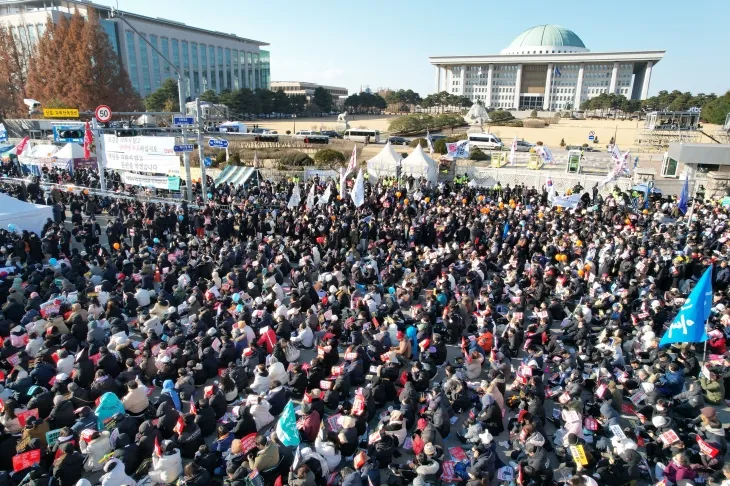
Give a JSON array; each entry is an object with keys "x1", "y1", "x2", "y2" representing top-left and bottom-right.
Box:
[{"x1": 43, "y1": 108, "x2": 79, "y2": 118}]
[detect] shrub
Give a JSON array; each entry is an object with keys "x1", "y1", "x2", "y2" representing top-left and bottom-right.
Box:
[
  {"x1": 560, "y1": 138, "x2": 566, "y2": 147},
  {"x1": 529, "y1": 109, "x2": 538, "y2": 118},
  {"x1": 433, "y1": 139, "x2": 448, "y2": 154},
  {"x1": 582, "y1": 143, "x2": 589, "y2": 148},
  {"x1": 215, "y1": 150, "x2": 227, "y2": 164},
  {"x1": 552, "y1": 113, "x2": 561, "y2": 123},
  {"x1": 229, "y1": 154, "x2": 242, "y2": 165},
  {"x1": 593, "y1": 136, "x2": 599, "y2": 144},
  {"x1": 469, "y1": 148, "x2": 489, "y2": 161},
  {"x1": 410, "y1": 138, "x2": 428, "y2": 148},
  {"x1": 279, "y1": 152, "x2": 314, "y2": 166},
  {"x1": 489, "y1": 110, "x2": 513, "y2": 122},
  {"x1": 286, "y1": 130, "x2": 291, "y2": 135},
  {"x1": 522, "y1": 118, "x2": 547, "y2": 128},
  {"x1": 314, "y1": 149, "x2": 346, "y2": 166}
]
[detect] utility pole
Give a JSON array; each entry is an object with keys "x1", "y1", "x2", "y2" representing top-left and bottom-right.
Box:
[
  {"x1": 196, "y1": 98, "x2": 208, "y2": 201},
  {"x1": 91, "y1": 118, "x2": 106, "y2": 191},
  {"x1": 111, "y1": 9, "x2": 193, "y2": 201}
]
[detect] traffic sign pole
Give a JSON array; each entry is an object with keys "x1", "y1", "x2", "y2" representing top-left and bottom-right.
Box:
[
  {"x1": 197, "y1": 98, "x2": 207, "y2": 201},
  {"x1": 91, "y1": 118, "x2": 107, "y2": 191}
]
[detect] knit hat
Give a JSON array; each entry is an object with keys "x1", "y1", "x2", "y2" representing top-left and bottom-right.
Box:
[
  {"x1": 701, "y1": 407, "x2": 717, "y2": 419},
  {"x1": 423, "y1": 442, "x2": 436, "y2": 455},
  {"x1": 652, "y1": 415, "x2": 667, "y2": 428}
]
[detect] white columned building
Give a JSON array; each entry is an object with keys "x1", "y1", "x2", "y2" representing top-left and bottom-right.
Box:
[
  {"x1": 429, "y1": 24, "x2": 664, "y2": 111},
  {"x1": 543, "y1": 63, "x2": 553, "y2": 110}
]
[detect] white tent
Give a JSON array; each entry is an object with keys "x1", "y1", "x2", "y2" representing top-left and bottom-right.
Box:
[
  {"x1": 401, "y1": 144, "x2": 438, "y2": 183},
  {"x1": 55, "y1": 142, "x2": 85, "y2": 159},
  {"x1": 366, "y1": 141, "x2": 403, "y2": 180},
  {"x1": 219, "y1": 121, "x2": 247, "y2": 133},
  {"x1": 0, "y1": 193, "x2": 53, "y2": 236}
]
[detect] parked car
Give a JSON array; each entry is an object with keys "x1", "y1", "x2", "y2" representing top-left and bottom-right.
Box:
[
  {"x1": 514, "y1": 139, "x2": 534, "y2": 152},
  {"x1": 320, "y1": 130, "x2": 342, "y2": 139},
  {"x1": 388, "y1": 136, "x2": 409, "y2": 146}
]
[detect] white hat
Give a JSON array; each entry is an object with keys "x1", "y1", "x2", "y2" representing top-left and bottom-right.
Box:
[{"x1": 479, "y1": 430, "x2": 493, "y2": 444}]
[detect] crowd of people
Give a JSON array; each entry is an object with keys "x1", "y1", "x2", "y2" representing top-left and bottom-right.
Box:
[{"x1": 0, "y1": 167, "x2": 728, "y2": 486}]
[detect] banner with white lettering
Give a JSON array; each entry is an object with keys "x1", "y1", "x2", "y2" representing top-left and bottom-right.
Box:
[{"x1": 121, "y1": 172, "x2": 181, "y2": 191}]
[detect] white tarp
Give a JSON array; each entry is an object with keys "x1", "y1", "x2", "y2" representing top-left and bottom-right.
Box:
[
  {"x1": 102, "y1": 135, "x2": 180, "y2": 175},
  {"x1": 219, "y1": 121, "x2": 247, "y2": 133},
  {"x1": 55, "y1": 142, "x2": 86, "y2": 159},
  {"x1": 0, "y1": 193, "x2": 53, "y2": 236},
  {"x1": 120, "y1": 172, "x2": 181, "y2": 190}
]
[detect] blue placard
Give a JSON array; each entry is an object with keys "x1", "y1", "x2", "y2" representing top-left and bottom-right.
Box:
[
  {"x1": 173, "y1": 116, "x2": 195, "y2": 126},
  {"x1": 203, "y1": 157, "x2": 212, "y2": 167},
  {"x1": 53, "y1": 125, "x2": 84, "y2": 144},
  {"x1": 174, "y1": 144, "x2": 195, "y2": 153},
  {"x1": 208, "y1": 139, "x2": 229, "y2": 148}
]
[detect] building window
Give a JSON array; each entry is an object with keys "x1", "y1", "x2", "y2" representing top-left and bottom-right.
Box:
[
  {"x1": 240, "y1": 51, "x2": 247, "y2": 88},
  {"x1": 125, "y1": 31, "x2": 139, "y2": 93},
  {"x1": 182, "y1": 41, "x2": 190, "y2": 97},
  {"x1": 138, "y1": 35, "x2": 151, "y2": 95},
  {"x1": 225, "y1": 48, "x2": 232, "y2": 89},
  {"x1": 191, "y1": 43, "x2": 199, "y2": 95},
  {"x1": 161, "y1": 37, "x2": 170, "y2": 79},
  {"x1": 217, "y1": 47, "x2": 224, "y2": 90},
  {"x1": 172, "y1": 39, "x2": 180, "y2": 73},
  {"x1": 232, "y1": 49, "x2": 239, "y2": 89},
  {"x1": 200, "y1": 44, "x2": 208, "y2": 91},
  {"x1": 209, "y1": 46, "x2": 216, "y2": 90},
  {"x1": 247, "y1": 52, "x2": 253, "y2": 88},
  {"x1": 149, "y1": 34, "x2": 161, "y2": 90}
]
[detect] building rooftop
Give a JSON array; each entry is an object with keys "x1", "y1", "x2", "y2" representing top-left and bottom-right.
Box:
[
  {"x1": 0, "y1": 0, "x2": 269, "y2": 46},
  {"x1": 502, "y1": 24, "x2": 588, "y2": 54}
]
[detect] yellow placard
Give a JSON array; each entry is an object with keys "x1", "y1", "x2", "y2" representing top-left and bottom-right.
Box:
[
  {"x1": 43, "y1": 108, "x2": 79, "y2": 118},
  {"x1": 569, "y1": 445, "x2": 589, "y2": 465}
]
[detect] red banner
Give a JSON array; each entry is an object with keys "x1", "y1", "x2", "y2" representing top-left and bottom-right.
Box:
[
  {"x1": 240, "y1": 432, "x2": 258, "y2": 454},
  {"x1": 13, "y1": 449, "x2": 40, "y2": 472},
  {"x1": 17, "y1": 408, "x2": 39, "y2": 426},
  {"x1": 697, "y1": 436, "x2": 720, "y2": 457}
]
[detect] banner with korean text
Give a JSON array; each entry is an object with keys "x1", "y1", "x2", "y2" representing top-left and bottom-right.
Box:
[
  {"x1": 121, "y1": 172, "x2": 181, "y2": 191},
  {"x1": 102, "y1": 135, "x2": 180, "y2": 175}
]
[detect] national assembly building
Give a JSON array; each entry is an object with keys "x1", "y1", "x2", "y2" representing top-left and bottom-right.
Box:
[{"x1": 429, "y1": 24, "x2": 664, "y2": 112}]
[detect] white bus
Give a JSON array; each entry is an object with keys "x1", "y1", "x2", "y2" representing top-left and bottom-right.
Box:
[{"x1": 344, "y1": 129, "x2": 380, "y2": 143}]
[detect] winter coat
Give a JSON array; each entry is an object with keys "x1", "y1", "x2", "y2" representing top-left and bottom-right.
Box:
[
  {"x1": 150, "y1": 448, "x2": 183, "y2": 484},
  {"x1": 80, "y1": 432, "x2": 113, "y2": 472},
  {"x1": 99, "y1": 458, "x2": 136, "y2": 486},
  {"x1": 52, "y1": 450, "x2": 85, "y2": 486},
  {"x1": 248, "y1": 441, "x2": 280, "y2": 472},
  {"x1": 314, "y1": 429, "x2": 342, "y2": 471},
  {"x1": 251, "y1": 400, "x2": 275, "y2": 431},
  {"x1": 122, "y1": 386, "x2": 149, "y2": 415}
]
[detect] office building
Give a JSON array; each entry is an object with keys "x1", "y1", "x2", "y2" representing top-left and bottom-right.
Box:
[
  {"x1": 0, "y1": 0, "x2": 270, "y2": 98},
  {"x1": 429, "y1": 24, "x2": 664, "y2": 111},
  {"x1": 270, "y1": 81, "x2": 348, "y2": 101}
]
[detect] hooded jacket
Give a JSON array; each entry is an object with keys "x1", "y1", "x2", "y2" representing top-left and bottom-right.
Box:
[
  {"x1": 80, "y1": 431, "x2": 113, "y2": 472},
  {"x1": 122, "y1": 385, "x2": 149, "y2": 415},
  {"x1": 99, "y1": 458, "x2": 136, "y2": 486},
  {"x1": 150, "y1": 447, "x2": 183, "y2": 484}
]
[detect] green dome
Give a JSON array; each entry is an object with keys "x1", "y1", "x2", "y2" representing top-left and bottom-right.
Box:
[{"x1": 502, "y1": 25, "x2": 587, "y2": 53}]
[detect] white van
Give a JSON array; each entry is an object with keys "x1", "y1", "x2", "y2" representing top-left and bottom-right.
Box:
[
  {"x1": 467, "y1": 133, "x2": 503, "y2": 150},
  {"x1": 344, "y1": 129, "x2": 380, "y2": 143}
]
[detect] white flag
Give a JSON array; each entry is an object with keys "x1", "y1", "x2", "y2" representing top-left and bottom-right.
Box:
[
  {"x1": 287, "y1": 184, "x2": 301, "y2": 209},
  {"x1": 339, "y1": 167, "x2": 346, "y2": 194},
  {"x1": 350, "y1": 169, "x2": 365, "y2": 207},
  {"x1": 306, "y1": 183, "x2": 316, "y2": 209},
  {"x1": 509, "y1": 136, "x2": 517, "y2": 166},
  {"x1": 426, "y1": 130, "x2": 434, "y2": 155},
  {"x1": 319, "y1": 184, "x2": 331, "y2": 206},
  {"x1": 546, "y1": 176, "x2": 555, "y2": 203},
  {"x1": 346, "y1": 145, "x2": 357, "y2": 175},
  {"x1": 253, "y1": 151, "x2": 259, "y2": 168}
]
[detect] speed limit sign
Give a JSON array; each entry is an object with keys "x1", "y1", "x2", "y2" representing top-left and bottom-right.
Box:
[{"x1": 95, "y1": 105, "x2": 112, "y2": 123}]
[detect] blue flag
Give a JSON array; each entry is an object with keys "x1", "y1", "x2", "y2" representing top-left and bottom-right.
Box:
[
  {"x1": 275, "y1": 400, "x2": 301, "y2": 447},
  {"x1": 659, "y1": 267, "x2": 713, "y2": 347},
  {"x1": 502, "y1": 222, "x2": 510, "y2": 240},
  {"x1": 678, "y1": 177, "x2": 689, "y2": 214}
]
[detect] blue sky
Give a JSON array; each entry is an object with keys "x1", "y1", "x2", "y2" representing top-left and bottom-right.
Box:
[{"x1": 99, "y1": 0, "x2": 728, "y2": 98}]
